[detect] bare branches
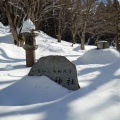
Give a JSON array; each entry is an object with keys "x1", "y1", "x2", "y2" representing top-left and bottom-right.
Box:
[{"x1": 0, "y1": 0, "x2": 118, "y2": 49}]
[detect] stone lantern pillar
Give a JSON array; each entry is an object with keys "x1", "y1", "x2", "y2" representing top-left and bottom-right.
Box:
[{"x1": 22, "y1": 32, "x2": 38, "y2": 67}]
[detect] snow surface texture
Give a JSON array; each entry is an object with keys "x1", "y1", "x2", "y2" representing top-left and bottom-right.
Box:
[
  {"x1": 0, "y1": 22, "x2": 10, "y2": 34},
  {"x1": 0, "y1": 22, "x2": 120, "y2": 120}
]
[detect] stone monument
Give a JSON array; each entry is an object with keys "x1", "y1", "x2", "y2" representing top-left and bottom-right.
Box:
[
  {"x1": 97, "y1": 41, "x2": 109, "y2": 49},
  {"x1": 29, "y1": 55, "x2": 80, "y2": 91}
]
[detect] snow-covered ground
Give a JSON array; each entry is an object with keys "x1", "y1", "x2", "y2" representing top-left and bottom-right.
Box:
[{"x1": 0, "y1": 22, "x2": 120, "y2": 120}]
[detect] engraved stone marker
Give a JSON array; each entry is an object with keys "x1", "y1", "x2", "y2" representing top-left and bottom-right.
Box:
[{"x1": 28, "y1": 55, "x2": 80, "y2": 91}]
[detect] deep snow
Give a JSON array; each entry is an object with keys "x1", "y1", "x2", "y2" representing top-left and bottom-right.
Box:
[{"x1": 0, "y1": 22, "x2": 120, "y2": 120}]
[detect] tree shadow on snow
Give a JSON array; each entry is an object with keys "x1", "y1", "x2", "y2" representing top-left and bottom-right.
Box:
[
  {"x1": 0, "y1": 75, "x2": 71, "y2": 106},
  {"x1": 0, "y1": 34, "x2": 14, "y2": 44},
  {"x1": 0, "y1": 59, "x2": 119, "y2": 120},
  {"x1": 0, "y1": 65, "x2": 26, "y2": 71},
  {"x1": 0, "y1": 80, "x2": 17, "y2": 85},
  {"x1": 0, "y1": 48, "x2": 25, "y2": 64}
]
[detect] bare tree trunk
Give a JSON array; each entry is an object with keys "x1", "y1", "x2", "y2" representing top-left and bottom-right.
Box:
[
  {"x1": 58, "y1": 9, "x2": 62, "y2": 43},
  {"x1": 116, "y1": 0, "x2": 120, "y2": 52},
  {"x1": 81, "y1": 21, "x2": 87, "y2": 50},
  {"x1": 117, "y1": 8, "x2": 120, "y2": 52},
  {"x1": 5, "y1": 1, "x2": 20, "y2": 46},
  {"x1": 58, "y1": 31, "x2": 62, "y2": 43},
  {"x1": 72, "y1": 32, "x2": 76, "y2": 45}
]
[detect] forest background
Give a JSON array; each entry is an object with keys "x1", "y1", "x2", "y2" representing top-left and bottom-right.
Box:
[{"x1": 0, "y1": 0, "x2": 119, "y2": 49}]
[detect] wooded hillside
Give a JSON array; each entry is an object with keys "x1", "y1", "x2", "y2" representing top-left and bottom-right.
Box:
[{"x1": 0, "y1": 0, "x2": 119, "y2": 50}]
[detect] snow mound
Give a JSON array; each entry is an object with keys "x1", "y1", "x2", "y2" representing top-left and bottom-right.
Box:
[
  {"x1": 4, "y1": 65, "x2": 14, "y2": 70},
  {"x1": 39, "y1": 31, "x2": 52, "y2": 39},
  {"x1": 79, "y1": 49, "x2": 120, "y2": 64},
  {"x1": 36, "y1": 31, "x2": 56, "y2": 42},
  {"x1": 21, "y1": 19, "x2": 35, "y2": 33},
  {"x1": 48, "y1": 45, "x2": 64, "y2": 53},
  {"x1": 0, "y1": 76, "x2": 70, "y2": 106}
]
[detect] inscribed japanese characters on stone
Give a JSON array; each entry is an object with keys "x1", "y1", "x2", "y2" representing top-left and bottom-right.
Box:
[{"x1": 28, "y1": 55, "x2": 80, "y2": 91}]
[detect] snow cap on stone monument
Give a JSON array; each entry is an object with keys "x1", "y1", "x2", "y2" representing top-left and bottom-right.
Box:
[{"x1": 21, "y1": 19, "x2": 35, "y2": 33}]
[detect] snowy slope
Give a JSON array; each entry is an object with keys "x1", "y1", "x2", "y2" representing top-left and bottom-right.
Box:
[{"x1": 0, "y1": 22, "x2": 120, "y2": 120}]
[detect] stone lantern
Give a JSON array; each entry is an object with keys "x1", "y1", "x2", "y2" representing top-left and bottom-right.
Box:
[{"x1": 22, "y1": 31, "x2": 39, "y2": 67}]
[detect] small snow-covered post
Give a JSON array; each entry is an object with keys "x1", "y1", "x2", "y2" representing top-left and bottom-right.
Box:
[{"x1": 22, "y1": 31, "x2": 38, "y2": 67}]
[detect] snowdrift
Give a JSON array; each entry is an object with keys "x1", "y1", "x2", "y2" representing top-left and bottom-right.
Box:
[
  {"x1": 0, "y1": 76, "x2": 70, "y2": 106},
  {"x1": 78, "y1": 48, "x2": 120, "y2": 64}
]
